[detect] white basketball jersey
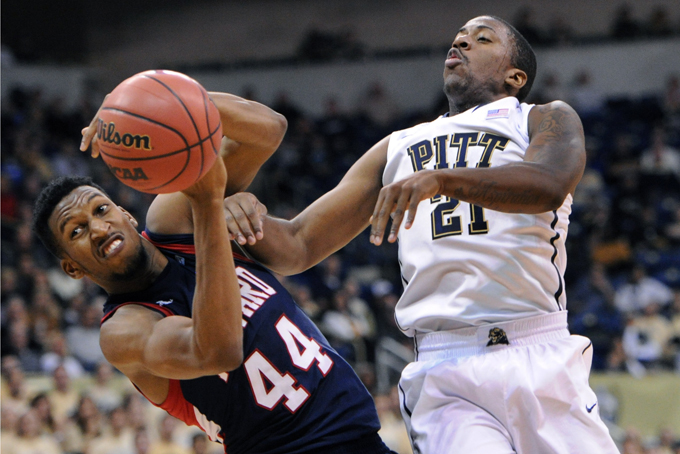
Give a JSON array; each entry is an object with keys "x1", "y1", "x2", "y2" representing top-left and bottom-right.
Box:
[{"x1": 384, "y1": 97, "x2": 571, "y2": 336}]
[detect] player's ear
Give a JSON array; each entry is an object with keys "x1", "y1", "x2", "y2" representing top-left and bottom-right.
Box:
[
  {"x1": 61, "y1": 258, "x2": 85, "y2": 280},
  {"x1": 505, "y1": 68, "x2": 527, "y2": 95},
  {"x1": 119, "y1": 207, "x2": 138, "y2": 228}
]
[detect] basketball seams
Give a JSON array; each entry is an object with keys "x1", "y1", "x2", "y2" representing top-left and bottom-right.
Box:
[
  {"x1": 144, "y1": 75, "x2": 207, "y2": 186},
  {"x1": 99, "y1": 70, "x2": 220, "y2": 194},
  {"x1": 99, "y1": 106, "x2": 192, "y2": 190}
]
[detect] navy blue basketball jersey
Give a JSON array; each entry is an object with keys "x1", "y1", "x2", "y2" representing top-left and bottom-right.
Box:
[{"x1": 102, "y1": 230, "x2": 390, "y2": 454}]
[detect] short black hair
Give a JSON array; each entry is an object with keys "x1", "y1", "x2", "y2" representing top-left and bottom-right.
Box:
[
  {"x1": 32, "y1": 176, "x2": 109, "y2": 258},
  {"x1": 488, "y1": 15, "x2": 537, "y2": 102}
]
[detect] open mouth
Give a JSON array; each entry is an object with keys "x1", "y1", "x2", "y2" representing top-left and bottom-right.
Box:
[{"x1": 100, "y1": 235, "x2": 124, "y2": 258}]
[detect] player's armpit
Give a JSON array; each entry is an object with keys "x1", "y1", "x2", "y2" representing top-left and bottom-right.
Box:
[
  {"x1": 526, "y1": 101, "x2": 586, "y2": 200},
  {"x1": 100, "y1": 305, "x2": 241, "y2": 383}
]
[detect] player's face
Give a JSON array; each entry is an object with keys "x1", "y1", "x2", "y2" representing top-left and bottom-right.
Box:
[
  {"x1": 443, "y1": 16, "x2": 515, "y2": 102},
  {"x1": 48, "y1": 186, "x2": 147, "y2": 284}
]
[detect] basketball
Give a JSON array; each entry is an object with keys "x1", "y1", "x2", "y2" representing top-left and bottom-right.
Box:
[{"x1": 97, "y1": 69, "x2": 222, "y2": 194}]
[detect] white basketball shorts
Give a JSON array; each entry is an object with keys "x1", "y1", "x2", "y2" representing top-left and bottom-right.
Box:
[{"x1": 398, "y1": 312, "x2": 619, "y2": 454}]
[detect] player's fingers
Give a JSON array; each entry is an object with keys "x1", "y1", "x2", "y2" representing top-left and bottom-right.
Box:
[
  {"x1": 387, "y1": 188, "x2": 413, "y2": 243},
  {"x1": 237, "y1": 199, "x2": 265, "y2": 245},
  {"x1": 224, "y1": 204, "x2": 249, "y2": 245},
  {"x1": 404, "y1": 189, "x2": 423, "y2": 230},
  {"x1": 90, "y1": 135, "x2": 100, "y2": 159},
  {"x1": 370, "y1": 188, "x2": 395, "y2": 246}
]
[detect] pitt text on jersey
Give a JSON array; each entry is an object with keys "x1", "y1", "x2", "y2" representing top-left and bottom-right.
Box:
[{"x1": 406, "y1": 132, "x2": 509, "y2": 239}]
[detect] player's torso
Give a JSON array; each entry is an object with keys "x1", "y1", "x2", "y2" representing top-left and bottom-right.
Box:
[
  {"x1": 103, "y1": 231, "x2": 379, "y2": 454},
  {"x1": 384, "y1": 97, "x2": 571, "y2": 336}
]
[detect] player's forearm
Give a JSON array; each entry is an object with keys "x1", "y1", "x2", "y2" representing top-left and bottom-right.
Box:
[
  {"x1": 190, "y1": 198, "x2": 244, "y2": 371},
  {"x1": 437, "y1": 163, "x2": 572, "y2": 213},
  {"x1": 209, "y1": 92, "x2": 287, "y2": 150}
]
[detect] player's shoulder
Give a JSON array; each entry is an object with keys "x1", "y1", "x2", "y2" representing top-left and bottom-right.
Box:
[
  {"x1": 146, "y1": 193, "x2": 194, "y2": 235},
  {"x1": 100, "y1": 305, "x2": 164, "y2": 365},
  {"x1": 528, "y1": 100, "x2": 579, "y2": 120},
  {"x1": 527, "y1": 100, "x2": 583, "y2": 134}
]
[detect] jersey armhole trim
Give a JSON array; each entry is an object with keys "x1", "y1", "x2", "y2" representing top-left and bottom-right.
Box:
[
  {"x1": 133, "y1": 379, "x2": 200, "y2": 428},
  {"x1": 100, "y1": 302, "x2": 175, "y2": 325}
]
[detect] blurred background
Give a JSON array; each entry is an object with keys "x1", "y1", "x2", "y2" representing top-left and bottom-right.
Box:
[{"x1": 2, "y1": 1, "x2": 680, "y2": 453}]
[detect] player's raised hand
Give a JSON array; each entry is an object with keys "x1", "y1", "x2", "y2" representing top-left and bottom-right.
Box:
[
  {"x1": 370, "y1": 170, "x2": 442, "y2": 245},
  {"x1": 80, "y1": 94, "x2": 110, "y2": 158},
  {"x1": 223, "y1": 193, "x2": 267, "y2": 245}
]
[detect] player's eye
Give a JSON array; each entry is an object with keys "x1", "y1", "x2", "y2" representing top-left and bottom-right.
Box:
[
  {"x1": 97, "y1": 204, "x2": 109, "y2": 214},
  {"x1": 478, "y1": 36, "x2": 489, "y2": 42},
  {"x1": 70, "y1": 227, "x2": 82, "y2": 239}
]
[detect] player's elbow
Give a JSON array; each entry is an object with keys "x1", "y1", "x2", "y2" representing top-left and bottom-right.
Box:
[
  {"x1": 263, "y1": 112, "x2": 288, "y2": 151},
  {"x1": 199, "y1": 337, "x2": 244, "y2": 373}
]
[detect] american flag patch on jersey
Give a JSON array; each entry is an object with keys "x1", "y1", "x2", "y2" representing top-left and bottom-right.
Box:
[{"x1": 486, "y1": 108, "x2": 509, "y2": 119}]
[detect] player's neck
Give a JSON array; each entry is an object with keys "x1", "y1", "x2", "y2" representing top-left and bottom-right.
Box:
[
  {"x1": 447, "y1": 92, "x2": 510, "y2": 116},
  {"x1": 99, "y1": 241, "x2": 168, "y2": 295}
]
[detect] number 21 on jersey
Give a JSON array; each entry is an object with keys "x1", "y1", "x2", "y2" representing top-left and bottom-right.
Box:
[
  {"x1": 243, "y1": 316, "x2": 333, "y2": 413},
  {"x1": 407, "y1": 132, "x2": 509, "y2": 239}
]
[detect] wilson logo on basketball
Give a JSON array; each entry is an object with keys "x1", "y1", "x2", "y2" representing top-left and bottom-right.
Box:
[{"x1": 97, "y1": 119, "x2": 152, "y2": 150}]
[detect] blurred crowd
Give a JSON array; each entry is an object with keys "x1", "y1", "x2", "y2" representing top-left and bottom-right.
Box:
[{"x1": 3, "y1": 31, "x2": 680, "y2": 454}]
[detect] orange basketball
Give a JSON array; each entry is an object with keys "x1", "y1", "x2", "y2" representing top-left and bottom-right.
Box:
[{"x1": 97, "y1": 70, "x2": 222, "y2": 194}]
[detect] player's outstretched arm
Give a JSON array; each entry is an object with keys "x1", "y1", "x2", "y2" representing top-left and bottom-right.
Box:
[
  {"x1": 208, "y1": 92, "x2": 287, "y2": 195},
  {"x1": 223, "y1": 137, "x2": 389, "y2": 275},
  {"x1": 370, "y1": 101, "x2": 586, "y2": 244},
  {"x1": 100, "y1": 159, "x2": 243, "y2": 395}
]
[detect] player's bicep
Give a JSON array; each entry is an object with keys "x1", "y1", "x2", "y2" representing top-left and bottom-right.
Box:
[
  {"x1": 526, "y1": 101, "x2": 586, "y2": 196},
  {"x1": 145, "y1": 193, "x2": 194, "y2": 235},
  {"x1": 100, "y1": 307, "x2": 219, "y2": 380}
]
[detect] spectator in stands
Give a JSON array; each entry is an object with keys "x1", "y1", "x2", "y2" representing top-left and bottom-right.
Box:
[
  {"x1": 375, "y1": 388, "x2": 412, "y2": 454},
  {"x1": 89, "y1": 405, "x2": 136, "y2": 454},
  {"x1": 1, "y1": 359, "x2": 29, "y2": 415},
  {"x1": 568, "y1": 70, "x2": 605, "y2": 120},
  {"x1": 190, "y1": 433, "x2": 212, "y2": 454},
  {"x1": 622, "y1": 302, "x2": 672, "y2": 370},
  {"x1": 358, "y1": 81, "x2": 401, "y2": 135},
  {"x1": 655, "y1": 426, "x2": 677, "y2": 454},
  {"x1": 614, "y1": 265, "x2": 674, "y2": 314},
  {"x1": 40, "y1": 331, "x2": 85, "y2": 379},
  {"x1": 569, "y1": 263, "x2": 625, "y2": 369},
  {"x1": 88, "y1": 361, "x2": 124, "y2": 413},
  {"x1": 646, "y1": 6, "x2": 674, "y2": 37},
  {"x1": 531, "y1": 72, "x2": 567, "y2": 105},
  {"x1": 513, "y1": 7, "x2": 544, "y2": 45},
  {"x1": 0, "y1": 405, "x2": 20, "y2": 454},
  {"x1": 288, "y1": 282, "x2": 324, "y2": 323},
  {"x1": 610, "y1": 4, "x2": 643, "y2": 40},
  {"x1": 664, "y1": 74, "x2": 680, "y2": 117},
  {"x1": 13, "y1": 409, "x2": 63, "y2": 454},
  {"x1": 62, "y1": 395, "x2": 103, "y2": 454},
  {"x1": 65, "y1": 299, "x2": 106, "y2": 371},
  {"x1": 621, "y1": 427, "x2": 646, "y2": 454},
  {"x1": 546, "y1": 16, "x2": 575, "y2": 46},
  {"x1": 149, "y1": 414, "x2": 191, "y2": 454},
  {"x1": 135, "y1": 428, "x2": 152, "y2": 454},
  {"x1": 30, "y1": 392, "x2": 59, "y2": 436},
  {"x1": 47, "y1": 364, "x2": 80, "y2": 426},
  {"x1": 321, "y1": 288, "x2": 365, "y2": 362},
  {"x1": 639, "y1": 127, "x2": 680, "y2": 180},
  {"x1": 667, "y1": 291, "x2": 680, "y2": 371}
]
